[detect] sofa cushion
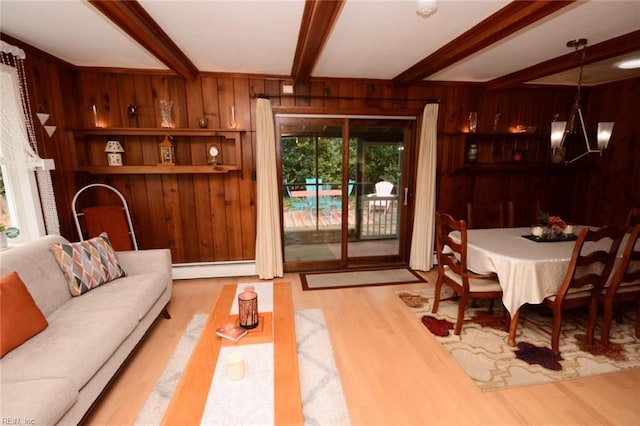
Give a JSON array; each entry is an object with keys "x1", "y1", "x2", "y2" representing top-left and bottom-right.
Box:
[
  {"x1": 0, "y1": 271, "x2": 48, "y2": 357},
  {"x1": 67, "y1": 272, "x2": 170, "y2": 321},
  {"x1": 50, "y1": 232, "x2": 126, "y2": 296},
  {"x1": 0, "y1": 303, "x2": 139, "y2": 389},
  {"x1": 0, "y1": 235, "x2": 72, "y2": 317},
  {"x1": 0, "y1": 378, "x2": 78, "y2": 425}
]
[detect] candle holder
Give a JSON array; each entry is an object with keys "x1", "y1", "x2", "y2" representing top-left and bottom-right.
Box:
[
  {"x1": 238, "y1": 290, "x2": 258, "y2": 329},
  {"x1": 229, "y1": 106, "x2": 237, "y2": 129}
]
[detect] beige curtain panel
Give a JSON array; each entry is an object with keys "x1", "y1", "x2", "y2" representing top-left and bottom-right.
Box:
[
  {"x1": 255, "y1": 98, "x2": 283, "y2": 278},
  {"x1": 409, "y1": 103, "x2": 439, "y2": 270}
]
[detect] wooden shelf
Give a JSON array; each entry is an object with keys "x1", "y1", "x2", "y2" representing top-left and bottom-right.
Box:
[
  {"x1": 443, "y1": 132, "x2": 554, "y2": 173},
  {"x1": 71, "y1": 127, "x2": 245, "y2": 174},
  {"x1": 69, "y1": 127, "x2": 245, "y2": 138},
  {"x1": 452, "y1": 162, "x2": 582, "y2": 174},
  {"x1": 76, "y1": 165, "x2": 240, "y2": 175}
]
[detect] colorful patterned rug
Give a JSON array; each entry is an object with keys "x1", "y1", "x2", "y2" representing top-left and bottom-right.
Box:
[{"x1": 397, "y1": 286, "x2": 640, "y2": 391}]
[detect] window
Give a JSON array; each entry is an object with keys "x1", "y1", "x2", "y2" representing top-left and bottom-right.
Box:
[{"x1": 0, "y1": 63, "x2": 46, "y2": 243}]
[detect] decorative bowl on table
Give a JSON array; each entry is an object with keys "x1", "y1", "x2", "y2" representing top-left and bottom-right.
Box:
[{"x1": 523, "y1": 214, "x2": 577, "y2": 242}]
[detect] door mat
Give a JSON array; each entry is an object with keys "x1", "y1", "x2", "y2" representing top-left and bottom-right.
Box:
[{"x1": 301, "y1": 267, "x2": 425, "y2": 290}]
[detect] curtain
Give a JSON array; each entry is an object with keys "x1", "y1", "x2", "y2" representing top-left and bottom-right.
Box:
[
  {"x1": 1, "y1": 41, "x2": 60, "y2": 236},
  {"x1": 255, "y1": 98, "x2": 283, "y2": 278},
  {"x1": 409, "y1": 103, "x2": 439, "y2": 270}
]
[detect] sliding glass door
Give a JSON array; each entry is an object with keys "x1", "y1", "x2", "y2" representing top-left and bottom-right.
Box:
[{"x1": 278, "y1": 116, "x2": 414, "y2": 271}]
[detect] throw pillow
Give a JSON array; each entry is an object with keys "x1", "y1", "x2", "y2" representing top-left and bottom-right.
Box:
[
  {"x1": 1, "y1": 271, "x2": 49, "y2": 357},
  {"x1": 50, "y1": 232, "x2": 126, "y2": 296}
]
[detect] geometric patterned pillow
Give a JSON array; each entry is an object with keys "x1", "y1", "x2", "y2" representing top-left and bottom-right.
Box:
[{"x1": 50, "y1": 232, "x2": 126, "y2": 296}]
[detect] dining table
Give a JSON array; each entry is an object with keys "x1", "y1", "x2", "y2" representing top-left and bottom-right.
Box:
[{"x1": 455, "y1": 226, "x2": 616, "y2": 346}]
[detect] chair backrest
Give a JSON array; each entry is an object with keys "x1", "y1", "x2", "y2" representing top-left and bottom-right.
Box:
[
  {"x1": 555, "y1": 226, "x2": 626, "y2": 300},
  {"x1": 466, "y1": 201, "x2": 505, "y2": 229},
  {"x1": 283, "y1": 179, "x2": 293, "y2": 198},
  {"x1": 375, "y1": 181, "x2": 393, "y2": 196},
  {"x1": 603, "y1": 224, "x2": 640, "y2": 299},
  {"x1": 347, "y1": 179, "x2": 355, "y2": 195},
  {"x1": 72, "y1": 183, "x2": 138, "y2": 250},
  {"x1": 507, "y1": 199, "x2": 541, "y2": 228},
  {"x1": 626, "y1": 207, "x2": 640, "y2": 228},
  {"x1": 435, "y1": 212, "x2": 469, "y2": 288},
  {"x1": 305, "y1": 177, "x2": 322, "y2": 193}
]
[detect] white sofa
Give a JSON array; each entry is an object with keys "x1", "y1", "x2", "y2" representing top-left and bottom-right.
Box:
[{"x1": 0, "y1": 235, "x2": 172, "y2": 425}]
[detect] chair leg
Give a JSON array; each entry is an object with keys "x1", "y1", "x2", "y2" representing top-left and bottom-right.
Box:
[
  {"x1": 487, "y1": 298, "x2": 495, "y2": 315},
  {"x1": 636, "y1": 301, "x2": 640, "y2": 339},
  {"x1": 585, "y1": 298, "x2": 598, "y2": 347},
  {"x1": 600, "y1": 305, "x2": 614, "y2": 346},
  {"x1": 454, "y1": 295, "x2": 467, "y2": 335},
  {"x1": 432, "y1": 277, "x2": 443, "y2": 313},
  {"x1": 551, "y1": 308, "x2": 563, "y2": 355}
]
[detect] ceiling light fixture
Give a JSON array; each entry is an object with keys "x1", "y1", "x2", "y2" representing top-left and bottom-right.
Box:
[
  {"x1": 617, "y1": 58, "x2": 640, "y2": 70},
  {"x1": 551, "y1": 38, "x2": 614, "y2": 164},
  {"x1": 416, "y1": 0, "x2": 437, "y2": 18}
]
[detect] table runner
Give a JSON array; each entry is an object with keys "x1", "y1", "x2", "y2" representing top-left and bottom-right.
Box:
[{"x1": 200, "y1": 282, "x2": 275, "y2": 425}]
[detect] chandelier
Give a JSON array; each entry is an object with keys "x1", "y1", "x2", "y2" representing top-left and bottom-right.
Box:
[{"x1": 550, "y1": 38, "x2": 614, "y2": 164}]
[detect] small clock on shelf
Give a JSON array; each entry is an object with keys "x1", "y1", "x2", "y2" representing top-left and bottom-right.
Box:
[{"x1": 207, "y1": 144, "x2": 219, "y2": 165}]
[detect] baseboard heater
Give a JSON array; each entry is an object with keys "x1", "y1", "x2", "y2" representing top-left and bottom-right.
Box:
[{"x1": 171, "y1": 260, "x2": 256, "y2": 280}]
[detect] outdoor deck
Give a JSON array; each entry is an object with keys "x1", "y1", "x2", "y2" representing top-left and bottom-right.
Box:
[{"x1": 283, "y1": 201, "x2": 398, "y2": 239}]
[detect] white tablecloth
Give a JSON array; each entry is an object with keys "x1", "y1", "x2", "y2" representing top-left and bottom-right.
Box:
[{"x1": 458, "y1": 227, "x2": 615, "y2": 315}]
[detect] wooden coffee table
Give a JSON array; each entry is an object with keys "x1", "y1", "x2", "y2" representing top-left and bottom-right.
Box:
[{"x1": 161, "y1": 281, "x2": 303, "y2": 425}]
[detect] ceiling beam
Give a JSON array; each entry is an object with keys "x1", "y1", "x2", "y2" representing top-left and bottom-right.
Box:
[
  {"x1": 88, "y1": 0, "x2": 199, "y2": 80},
  {"x1": 291, "y1": 0, "x2": 345, "y2": 84},
  {"x1": 486, "y1": 30, "x2": 640, "y2": 90},
  {"x1": 392, "y1": 0, "x2": 576, "y2": 86}
]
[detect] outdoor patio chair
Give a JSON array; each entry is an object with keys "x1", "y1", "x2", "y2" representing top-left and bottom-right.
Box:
[
  {"x1": 284, "y1": 179, "x2": 306, "y2": 211},
  {"x1": 367, "y1": 181, "x2": 393, "y2": 214}
]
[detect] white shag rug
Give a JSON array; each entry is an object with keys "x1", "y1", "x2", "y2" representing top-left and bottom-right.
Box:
[{"x1": 135, "y1": 309, "x2": 350, "y2": 425}]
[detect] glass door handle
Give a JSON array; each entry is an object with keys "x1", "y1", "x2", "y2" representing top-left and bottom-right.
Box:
[{"x1": 404, "y1": 187, "x2": 408, "y2": 206}]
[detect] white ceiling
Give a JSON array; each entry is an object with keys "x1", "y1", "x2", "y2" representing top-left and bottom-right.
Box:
[{"x1": 1, "y1": 0, "x2": 640, "y2": 86}]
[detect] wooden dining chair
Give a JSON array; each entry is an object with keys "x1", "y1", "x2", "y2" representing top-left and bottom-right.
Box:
[
  {"x1": 466, "y1": 201, "x2": 505, "y2": 229},
  {"x1": 626, "y1": 207, "x2": 640, "y2": 228},
  {"x1": 506, "y1": 199, "x2": 542, "y2": 228},
  {"x1": 596, "y1": 224, "x2": 640, "y2": 345},
  {"x1": 432, "y1": 212, "x2": 503, "y2": 335},
  {"x1": 539, "y1": 226, "x2": 625, "y2": 354}
]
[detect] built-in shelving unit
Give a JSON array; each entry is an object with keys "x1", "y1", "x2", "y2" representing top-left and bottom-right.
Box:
[
  {"x1": 443, "y1": 132, "x2": 576, "y2": 174},
  {"x1": 70, "y1": 127, "x2": 245, "y2": 175}
]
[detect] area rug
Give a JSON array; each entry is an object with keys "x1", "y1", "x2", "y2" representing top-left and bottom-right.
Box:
[
  {"x1": 301, "y1": 267, "x2": 424, "y2": 290},
  {"x1": 396, "y1": 286, "x2": 640, "y2": 391},
  {"x1": 135, "y1": 310, "x2": 350, "y2": 425}
]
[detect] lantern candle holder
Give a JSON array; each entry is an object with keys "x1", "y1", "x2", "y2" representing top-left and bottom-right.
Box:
[{"x1": 238, "y1": 289, "x2": 258, "y2": 329}]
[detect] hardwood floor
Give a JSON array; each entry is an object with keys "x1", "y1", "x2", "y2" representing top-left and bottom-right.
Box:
[{"x1": 83, "y1": 270, "x2": 640, "y2": 425}]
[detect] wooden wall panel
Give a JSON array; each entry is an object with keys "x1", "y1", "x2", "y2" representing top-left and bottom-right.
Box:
[{"x1": 12, "y1": 34, "x2": 639, "y2": 265}]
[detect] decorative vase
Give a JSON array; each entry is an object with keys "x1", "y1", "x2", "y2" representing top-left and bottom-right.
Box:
[
  {"x1": 159, "y1": 99, "x2": 173, "y2": 128},
  {"x1": 469, "y1": 112, "x2": 477, "y2": 133},
  {"x1": 467, "y1": 144, "x2": 478, "y2": 163}
]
